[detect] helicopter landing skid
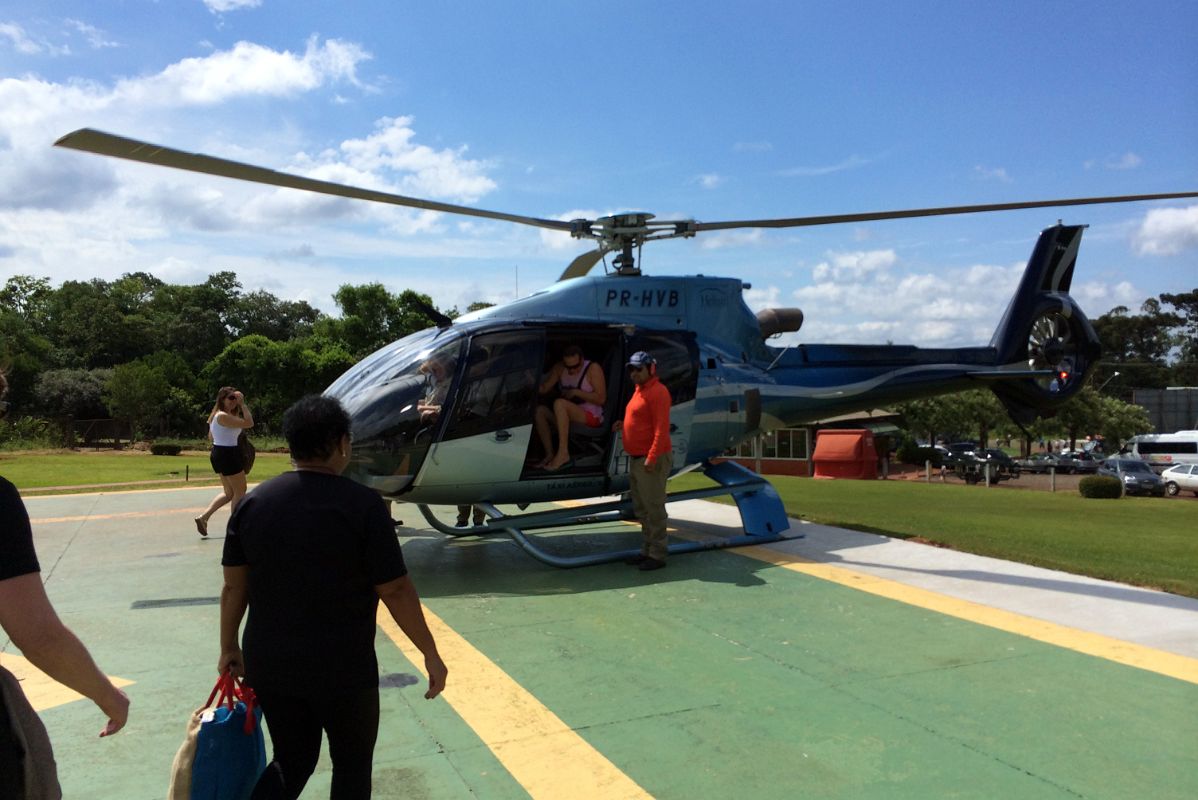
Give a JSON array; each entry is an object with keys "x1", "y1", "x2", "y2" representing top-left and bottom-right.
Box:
[{"x1": 415, "y1": 460, "x2": 794, "y2": 568}]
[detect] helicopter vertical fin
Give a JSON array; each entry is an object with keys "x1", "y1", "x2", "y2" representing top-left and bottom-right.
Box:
[{"x1": 986, "y1": 224, "x2": 1101, "y2": 423}]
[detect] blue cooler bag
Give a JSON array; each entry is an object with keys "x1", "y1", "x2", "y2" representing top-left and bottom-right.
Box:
[{"x1": 185, "y1": 672, "x2": 266, "y2": 800}]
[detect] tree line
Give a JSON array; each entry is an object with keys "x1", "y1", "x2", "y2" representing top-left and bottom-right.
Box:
[
  {"x1": 0, "y1": 271, "x2": 1193, "y2": 447},
  {"x1": 0, "y1": 271, "x2": 486, "y2": 441}
]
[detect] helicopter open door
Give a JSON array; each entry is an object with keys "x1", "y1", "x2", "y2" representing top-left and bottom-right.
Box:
[{"x1": 413, "y1": 329, "x2": 544, "y2": 503}]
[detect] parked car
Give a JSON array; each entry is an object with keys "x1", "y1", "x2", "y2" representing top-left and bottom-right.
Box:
[
  {"x1": 978, "y1": 448, "x2": 1020, "y2": 477},
  {"x1": 1097, "y1": 458, "x2": 1166, "y2": 497},
  {"x1": 1058, "y1": 450, "x2": 1102, "y2": 474},
  {"x1": 1161, "y1": 464, "x2": 1198, "y2": 497},
  {"x1": 1015, "y1": 453, "x2": 1076, "y2": 474},
  {"x1": 945, "y1": 447, "x2": 1019, "y2": 483}
]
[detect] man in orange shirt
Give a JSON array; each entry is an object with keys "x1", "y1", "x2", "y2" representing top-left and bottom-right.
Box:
[{"x1": 619, "y1": 351, "x2": 673, "y2": 571}]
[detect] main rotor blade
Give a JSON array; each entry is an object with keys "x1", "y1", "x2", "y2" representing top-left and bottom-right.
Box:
[
  {"x1": 54, "y1": 129, "x2": 574, "y2": 233},
  {"x1": 692, "y1": 192, "x2": 1198, "y2": 232},
  {"x1": 559, "y1": 248, "x2": 609, "y2": 281}
]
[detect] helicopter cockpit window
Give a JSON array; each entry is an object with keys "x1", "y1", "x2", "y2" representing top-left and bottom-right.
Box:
[
  {"x1": 442, "y1": 331, "x2": 543, "y2": 442},
  {"x1": 326, "y1": 332, "x2": 464, "y2": 496}
]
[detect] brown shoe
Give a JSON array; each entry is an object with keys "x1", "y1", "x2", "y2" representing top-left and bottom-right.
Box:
[
  {"x1": 194, "y1": 517, "x2": 208, "y2": 537},
  {"x1": 638, "y1": 557, "x2": 666, "y2": 571}
]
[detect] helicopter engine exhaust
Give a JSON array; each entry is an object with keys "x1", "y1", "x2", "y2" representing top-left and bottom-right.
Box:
[{"x1": 756, "y1": 308, "x2": 804, "y2": 338}]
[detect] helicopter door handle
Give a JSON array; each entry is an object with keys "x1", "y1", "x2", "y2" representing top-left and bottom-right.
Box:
[{"x1": 494, "y1": 430, "x2": 512, "y2": 442}]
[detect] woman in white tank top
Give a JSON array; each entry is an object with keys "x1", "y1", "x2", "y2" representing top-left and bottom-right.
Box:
[{"x1": 194, "y1": 386, "x2": 255, "y2": 537}]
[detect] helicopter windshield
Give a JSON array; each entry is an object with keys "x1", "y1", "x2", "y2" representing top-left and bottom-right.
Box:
[{"x1": 325, "y1": 329, "x2": 464, "y2": 496}]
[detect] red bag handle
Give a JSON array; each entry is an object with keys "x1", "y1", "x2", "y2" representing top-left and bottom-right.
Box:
[{"x1": 204, "y1": 670, "x2": 260, "y2": 735}]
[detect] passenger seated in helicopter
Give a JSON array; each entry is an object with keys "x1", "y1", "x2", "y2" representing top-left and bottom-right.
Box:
[
  {"x1": 417, "y1": 352, "x2": 457, "y2": 425},
  {"x1": 533, "y1": 344, "x2": 607, "y2": 471}
]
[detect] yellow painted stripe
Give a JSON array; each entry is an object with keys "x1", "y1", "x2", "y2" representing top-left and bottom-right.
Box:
[
  {"x1": 377, "y1": 605, "x2": 652, "y2": 800},
  {"x1": 30, "y1": 508, "x2": 206, "y2": 525},
  {"x1": 732, "y1": 543, "x2": 1198, "y2": 685},
  {"x1": 1, "y1": 654, "x2": 134, "y2": 711}
]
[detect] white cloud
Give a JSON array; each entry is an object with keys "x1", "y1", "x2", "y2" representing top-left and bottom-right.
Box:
[
  {"x1": 809, "y1": 248, "x2": 896, "y2": 281},
  {"x1": 1086, "y1": 152, "x2": 1143, "y2": 171},
  {"x1": 778, "y1": 155, "x2": 869, "y2": 177},
  {"x1": 115, "y1": 37, "x2": 370, "y2": 106},
  {"x1": 204, "y1": 0, "x2": 263, "y2": 12},
  {"x1": 1132, "y1": 204, "x2": 1198, "y2": 256},
  {"x1": 1107, "y1": 152, "x2": 1142, "y2": 170},
  {"x1": 695, "y1": 173, "x2": 723, "y2": 189},
  {"x1": 66, "y1": 19, "x2": 120, "y2": 49},
  {"x1": 972, "y1": 165, "x2": 1012, "y2": 183},
  {"x1": 0, "y1": 21, "x2": 69, "y2": 56},
  {"x1": 700, "y1": 229, "x2": 764, "y2": 250}
]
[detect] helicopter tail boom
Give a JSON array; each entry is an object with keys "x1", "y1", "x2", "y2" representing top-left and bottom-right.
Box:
[{"x1": 985, "y1": 224, "x2": 1101, "y2": 423}]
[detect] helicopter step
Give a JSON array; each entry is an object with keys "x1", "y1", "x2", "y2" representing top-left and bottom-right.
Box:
[{"x1": 415, "y1": 459, "x2": 793, "y2": 568}]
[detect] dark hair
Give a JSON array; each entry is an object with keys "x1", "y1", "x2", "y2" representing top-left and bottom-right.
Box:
[
  {"x1": 563, "y1": 344, "x2": 583, "y2": 359},
  {"x1": 282, "y1": 395, "x2": 351, "y2": 461}
]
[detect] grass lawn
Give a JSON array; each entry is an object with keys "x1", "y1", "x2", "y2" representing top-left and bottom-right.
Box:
[
  {"x1": 670, "y1": 472, "x2": 1198, "y2": 598},
  {"x1": 0, "y1": 450, "x2": 294, "y2": 493}
]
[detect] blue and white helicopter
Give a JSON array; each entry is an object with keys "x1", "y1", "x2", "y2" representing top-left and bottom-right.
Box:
[{"x1": 55, "y1": 130, "x2": 1198, "y2": 566}]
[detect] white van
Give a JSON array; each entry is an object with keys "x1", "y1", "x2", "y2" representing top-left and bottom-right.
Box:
[{"x1": 1121, "y1": 431, "x2": 1198, "y2": 472}]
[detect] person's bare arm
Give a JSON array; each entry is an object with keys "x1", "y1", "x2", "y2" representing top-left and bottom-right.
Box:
[
  {"x1": 376, "y1": 575, "x2": 447, "y2": 699},
  {"x1": 538, "y1": 363, "x2": 563, "y2": 395},
  {"x1": 218, "y1": 565, "x2": 249, "y2": 676},
  {"x1": 0, "y1": 574, "x2": 129, "y2": 736}
]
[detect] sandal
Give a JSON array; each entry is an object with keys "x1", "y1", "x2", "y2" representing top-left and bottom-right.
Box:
[{"x1": 194, "y1": 517, "x2": 208, "y2": 537}]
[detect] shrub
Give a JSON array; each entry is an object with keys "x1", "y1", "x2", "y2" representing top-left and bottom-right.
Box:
[
  {"x1": 149, "y1": 442, "x2": 183, "y2": 456},
  {"x1": 1079, "y1": 475, "x2": 1123, "y2": 499},
  {"x1": 0, "y1": 416, "x2": 60, "y2": 451}
]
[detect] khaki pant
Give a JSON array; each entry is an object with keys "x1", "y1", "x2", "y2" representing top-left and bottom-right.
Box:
[{"x1": 629, "y1": 452, "x2": 671, "y2": 560}]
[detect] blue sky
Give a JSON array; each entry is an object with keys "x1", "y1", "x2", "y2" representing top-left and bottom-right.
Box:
[{"x1": 1, "y1": 0, "x2": 1195, "y2": 348}]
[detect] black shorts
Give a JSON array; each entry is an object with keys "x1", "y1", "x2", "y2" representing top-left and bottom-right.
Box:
[{"x1": 210, "y1": 445, "x2": 245, "y2": 476}]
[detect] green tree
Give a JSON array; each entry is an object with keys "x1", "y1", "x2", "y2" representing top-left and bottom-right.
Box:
[
  {"x1": 1092, "y1": 299, "x2": 1182, "y2": 390},
  {"x1": 1093, "y1": 393, "x2": 1152, "y2": 449},
  {"x1": 104, "y1": 362, "x2": 171, "y2": 437},
  {"x1": 227, "y1": 290, "x2": 322, "y2": 341},
  {"x1": 34, "y1": 368, "x2": 113, "y2": 420},
  {"x1": 1159, "y1": 289, "x2": 1198, "y2": 386},
  {"x1": 0, "y1": 309, "x2": 52, "y2": 412},
  {"x1": 317, "y1": 284, "x2": 444, "y2": 358},
  {"x1": 0, "y1": 275, "x2": 53, "y2": 327},
  {"x1": 201, "y1": 335, "x2": 355, "y2": 429}
]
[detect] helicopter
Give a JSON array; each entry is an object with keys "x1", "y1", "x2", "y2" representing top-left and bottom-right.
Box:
[{"x1": 54, "y1": 129, "x2": 1198, "y2": 567}]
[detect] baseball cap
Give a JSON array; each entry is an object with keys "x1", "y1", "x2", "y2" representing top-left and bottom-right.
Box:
[{"x1": 626, "y1": 351, "x2": 656, "y2": 368}]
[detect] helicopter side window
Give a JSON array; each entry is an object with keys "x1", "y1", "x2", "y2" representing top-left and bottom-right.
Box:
[
  {"x1": 624, "y1": 332, "x2": 699, "y2": 405},
  {"x1": 441, "y1": 331, "x2": 543, "y2": 442}
]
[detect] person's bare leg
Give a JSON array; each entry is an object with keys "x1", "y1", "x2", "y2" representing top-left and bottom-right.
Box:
[
  {"x1": 228, "y1": 472, "x2": 248, "y2": 513},
  {"x1": 533, "y1": 406, "x2": 555, "y2": 467},
  {"x1": 545, "y1": 400, "x2": 587, "y2": 470},
  {"x1": 196, "y1": 475, "x2": 234, "y2": 535}
]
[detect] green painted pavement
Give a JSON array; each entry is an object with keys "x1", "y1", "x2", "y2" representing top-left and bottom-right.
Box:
[{"x1": 10, "y1": 488, "x2": 1198, "y2": 798}]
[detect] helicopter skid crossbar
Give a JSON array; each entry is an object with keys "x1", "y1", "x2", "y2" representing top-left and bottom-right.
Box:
[{"x1": 415, "y1": 460, "x2": 794, "y2": 568}]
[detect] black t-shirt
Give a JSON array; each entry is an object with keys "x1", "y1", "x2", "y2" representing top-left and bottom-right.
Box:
[
  {"x1": 0, "y1": 477, "x2": 40, "y2": 581},
  {"x1": 222, "y1": 471, "x2": 407, "y2": 694}
]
